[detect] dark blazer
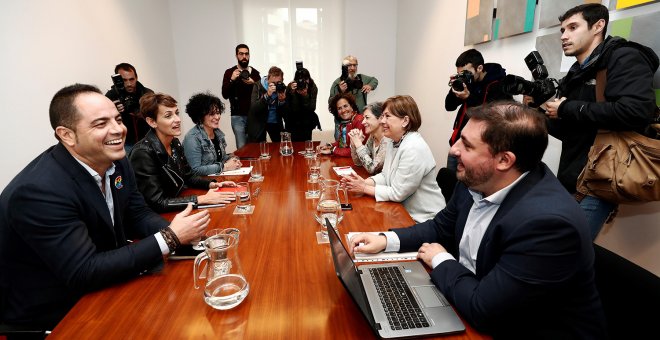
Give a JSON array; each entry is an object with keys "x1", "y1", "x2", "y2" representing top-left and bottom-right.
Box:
[
  {"x1": 0, "y1": 143, "x2": 168, "y2": 329},
  {"x1": 394, "y1": 164, "x2": 607, "y2": 339},
  {"x1": 129, "y1": 129, "x2": 213, "y2": 213}
]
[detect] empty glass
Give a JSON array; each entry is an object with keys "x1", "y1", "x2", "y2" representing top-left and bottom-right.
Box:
[
  {"x1": 280, "y1": 140, "x2": 293, "y2": 156},
  {"x1": 306, "y1": 169, "x2": 321, "y2": 199},
  {"x1": 304, "y1": 140, "x2": 314, "y2": 158},
  {"x1": 259, "y1": 142, "x2": 270, "y2": 159},
  {"x1": 250, "y1": 159, "x2": 263, "y2": 180},
  {"x1": 308, "y1": 153, "x2": 321, "y2": 172}
]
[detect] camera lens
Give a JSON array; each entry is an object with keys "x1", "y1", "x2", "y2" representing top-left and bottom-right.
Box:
[
  {"x1": 276, "y1": 82, "x2": 287, "y2": 93},
  {"x1": 451, "y1": 79, "x2": 465, "y2": 92},
  {"x1": 240, "y1": 69, "x2": 250, "y2": 80}
]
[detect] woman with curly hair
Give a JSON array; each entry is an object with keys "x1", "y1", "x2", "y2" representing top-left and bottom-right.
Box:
[
  {"x1": 317, "y1": 92, "x2": 368, "y2": 157},
  {"x1": 182, "y1": 92, "x2": 242, "y2": 176}
]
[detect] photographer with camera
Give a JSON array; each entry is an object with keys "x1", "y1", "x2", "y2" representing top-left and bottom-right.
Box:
[
  {"x1": 247, "y1": 66, "x2": 288, "y2": 142},
  {"x1": 105, "y1": 63, "x2": 154, "y2": 152},
  {"x1": 286, "y1": 65, "x2": 321, "y2": 141},
  {"x1": 543, "y1": 4, "x2": 658, "y2": 239},
  {"x1": 328, "y1": 55, "x2": 378, "y2": 113},
  {"x1": 444, "y1": 49, "x2": 511, "y2": 172},
  {"x1": 222, "y1": 44, "x2": 261, "y2": 150}
]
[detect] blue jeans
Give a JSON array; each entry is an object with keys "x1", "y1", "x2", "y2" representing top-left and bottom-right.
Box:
[
  {"x1": 231, "y1": 116, "x2": 248, "y2": 150},
  {"x1": 579, "y1": 195, "x2": 617, "y2": 240}
]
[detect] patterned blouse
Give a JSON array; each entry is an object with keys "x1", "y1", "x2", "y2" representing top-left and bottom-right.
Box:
[{"x1": 350, "y1": 135, "x2": 391, "y2": 175}]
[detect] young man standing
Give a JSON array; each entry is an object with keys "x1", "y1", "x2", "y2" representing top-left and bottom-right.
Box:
[{"x1": 544, "y1": 4, "x2": 658, "y2": 238}]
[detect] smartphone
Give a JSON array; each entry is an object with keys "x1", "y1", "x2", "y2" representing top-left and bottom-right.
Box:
[{"x1": 341, "y1": 203, "x2": 353, "y2": 211}]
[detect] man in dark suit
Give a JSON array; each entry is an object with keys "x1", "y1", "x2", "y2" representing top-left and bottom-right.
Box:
[
  {"x1": 350, "y1": 101, "x2": 606, "y2": 338},
  {"x1": 0, "y1": 84, "x2": 210, "y2": 331}
]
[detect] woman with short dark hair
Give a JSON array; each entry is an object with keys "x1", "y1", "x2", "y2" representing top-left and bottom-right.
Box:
[{"x1": 182, "y1": 92, "x2": 241, "y2": 176}]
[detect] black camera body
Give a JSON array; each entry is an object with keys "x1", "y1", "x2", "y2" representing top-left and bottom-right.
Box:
[
  {"x1": 502, "y1": 51, "x2": 558, "y2": 107},
  {"x1": 275, "y1": 82, "x2": 287, "y2": 93},
  {"x1": 340, "y1": 64, "x2": 363, "y2": 91},
  {"x1": 240, "y1": 69, "x2": 251, "y2": 80},
  {"x1": 111, "y1": 74, "x2": 138, "y2": 113},
  {"x1": 449, "y1": 70, "x2": 474, "y2": 91},
  {"x1": 294, "y1": 61, "x2": 308, "y2": 90}
]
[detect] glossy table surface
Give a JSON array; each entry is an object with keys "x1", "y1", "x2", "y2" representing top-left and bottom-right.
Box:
[{"x1": 49, "y1": 142, "x2": 490, "y2": 339}]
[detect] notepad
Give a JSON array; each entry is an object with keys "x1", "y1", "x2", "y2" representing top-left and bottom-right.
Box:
[
  {"x1": 346, "y1": 232, "x2": 418, "y2": 262},
  {"x1": 333, "y1": 166, "x2": 357, "y2": 177},
  {"x1": 211, "y1": 166, "x2": 252, "y2": 176}
]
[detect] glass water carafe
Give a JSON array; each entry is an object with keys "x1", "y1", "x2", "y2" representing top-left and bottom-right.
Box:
[
  {"x1": 193, "y1": 234, "x2": 249, "y2": 310},
  {"x1": 315, "y1": 179, "x2": 348, "y2": 236}
]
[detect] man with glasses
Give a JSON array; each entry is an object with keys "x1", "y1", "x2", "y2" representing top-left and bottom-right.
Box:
[
  {"x1": 222, "y1": 44, "x2": 261, "y2": 150},
  {"x1": 329, "y1": 55, "x2": 378, "y2": 112}
]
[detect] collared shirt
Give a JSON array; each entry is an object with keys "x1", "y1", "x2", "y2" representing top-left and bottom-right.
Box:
[
  {"x1": 383, "y1": 172, "x2": 529, "y2": 273},
  {"x1": 73, "y1": 157, "x2": 169, "y2": 255},
  {"x1": 74, "y1": 158, "x2": 116, "y2": 225}
]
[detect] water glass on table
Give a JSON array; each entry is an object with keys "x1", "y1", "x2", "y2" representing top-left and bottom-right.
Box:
[
  {"x1": 259, "y1": 142, "x2": 270, "y2": 159},
  {"x1": 250, "y1": 159, "x2": 263, "y2": 181},
  {"x1": 235, "y1": 182, "x2": 251, "y2": 211},
  {"x1": 304, "y1": 140, "x2": 314, "y2": 158}
]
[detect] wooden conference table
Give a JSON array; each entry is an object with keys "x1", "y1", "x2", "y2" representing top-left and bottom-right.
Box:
[{"x1": 50, "y1": 142, "x2": 489, "y2": 339}]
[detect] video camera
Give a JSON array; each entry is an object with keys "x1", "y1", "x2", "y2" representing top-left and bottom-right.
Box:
[
  {"x1": 502, "y1": 51, "x2": 558, "y2": 107},
  {"x1": 448, "y1": 70, "x2": 474, "y2": 91},
  {"x1": 340, "y1": 63, "x2": 363, "y2": 91},
  {"x1": 111, "y1": 74, "x2": 138, "y2": 113}
]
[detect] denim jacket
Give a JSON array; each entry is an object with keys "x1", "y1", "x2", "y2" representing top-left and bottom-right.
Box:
[{"x1": 182, "y1": 124, "x2": 232, "y2": 176}]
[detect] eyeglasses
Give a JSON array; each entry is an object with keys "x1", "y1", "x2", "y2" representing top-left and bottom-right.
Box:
[
  {"x1": 238, "y1": 52, "x2": 250, "y2": 56},
  {"x1": 347, "y1": 63, "x2": 358, "y2": 67}
]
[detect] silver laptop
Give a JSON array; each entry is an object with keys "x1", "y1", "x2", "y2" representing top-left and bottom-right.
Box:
[{"x1": 326, "y1": 220, "x2": 465, "y2": 338}]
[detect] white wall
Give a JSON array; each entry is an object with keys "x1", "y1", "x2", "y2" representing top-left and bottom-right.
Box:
[
  {"x1": 395, "y1": 0, "x2": 660, "y2": 276},
  {"x1": 0, "y1": 0, "x2": 179, "y2": 189}
]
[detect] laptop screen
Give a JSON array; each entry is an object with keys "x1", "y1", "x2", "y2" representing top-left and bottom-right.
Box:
[{"x1": 326, "y1": 219, "x2": 376, "y2": 327}]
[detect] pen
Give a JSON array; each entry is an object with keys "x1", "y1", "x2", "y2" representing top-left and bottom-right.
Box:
[{"x1": 197, "y1": 204, "x2": 226, "y2": 209}]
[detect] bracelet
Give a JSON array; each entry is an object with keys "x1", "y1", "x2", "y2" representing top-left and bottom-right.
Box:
[{"x1": 160, "y1": 226, "x2": 181, "y2": 252}]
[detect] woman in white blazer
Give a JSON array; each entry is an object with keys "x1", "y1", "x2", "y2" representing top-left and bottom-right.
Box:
[{"x1": 342, "y1": 95, "x2": 445, "y2": 222}]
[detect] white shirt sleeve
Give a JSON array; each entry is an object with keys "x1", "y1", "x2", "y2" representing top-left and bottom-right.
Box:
[
  {"x1": 431, "y1": 252, "x2": 456, "y2": 268},
  {"x1": 382, "y1": 231, "x2": 401, "y2": 252},
  {"x1": 154, "y1": 232, "x2": 170, "y2": 255}
]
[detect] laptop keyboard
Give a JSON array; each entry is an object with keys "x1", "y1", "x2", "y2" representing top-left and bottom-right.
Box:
[{"x1": 369, "y1": 267, "x2": 430, "y2": 330}]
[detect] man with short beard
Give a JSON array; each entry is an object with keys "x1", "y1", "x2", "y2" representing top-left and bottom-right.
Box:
[
  {"x1": 349, "y1": 101, "x2": 607, "y2": 339},
  {"x1": 222, "y1": 44, "x2": 261, "y2": 149}
]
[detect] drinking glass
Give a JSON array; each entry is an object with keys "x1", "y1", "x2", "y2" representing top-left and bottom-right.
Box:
[
  {"x1": 308, "y1": 153, "x2": 321, "y2": 172},
  {"x1": 280, "y1": 140, "x2": 293, "y2": 156},
  {"x1": 304, "y1": 140, "x2": 314, "y2": 158},
  {"x1": 234, "y1": 182, "x2": 251, "y2": 211},
  {"x1": 306, "y1": 169, "x2": 321, "y2": 198},
  {"x1": 259, "y1": 142, "x2": 270, "y2": 159},
  {"x1": 250, "y1": 159, "x2": 263, "y2": 180}
]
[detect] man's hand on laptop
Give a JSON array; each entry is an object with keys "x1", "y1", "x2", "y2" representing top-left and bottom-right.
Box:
[
  {"x1": 349, "y1": 233, "x2": 386, "y2": 254},
  {"x1": 417, "y1": 243, "x2": 447, "y2": 268}
]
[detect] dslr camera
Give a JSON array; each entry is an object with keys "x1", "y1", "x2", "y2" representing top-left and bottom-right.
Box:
[
  {"x1": 340, "y1": 64, "x2": 363, "y2": 91},
  {"x1": 275, "y1": 82, "x2": 287, "y2": 93},
  {"x1": 111, "y1": 74, "x2": 138, "y2": 113},
  {"x1": 448, "y1": 70, "x2": 474, "y2": 91},
  {"x1": 502, "y1": 51, "x2": 559, "y2": 107},
  {"x1": 294, "y1": 61, "x2": 308, "y2": 90},
  {"x1": 239, "y1": 69, "x2": 251, "y2": 80}
]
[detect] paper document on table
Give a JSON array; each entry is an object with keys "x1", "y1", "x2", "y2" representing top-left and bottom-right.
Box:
[
  {"x1": 346, "y1": 232, "x2": 418, "y2": 262},
  {"x1": 214, "y1": 166, "x2": 252, "y2": 176},
  {"x1": 333, "y1": 166, "x2": 357, "y2": 177}
]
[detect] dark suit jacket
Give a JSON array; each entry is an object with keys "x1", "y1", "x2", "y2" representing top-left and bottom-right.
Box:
[
  {"x1": 394, "y1": 164, "x2": 607, "y2": 339},
  {"x1": 0, "y1": 143, "x2": 169, "y2": 329}
]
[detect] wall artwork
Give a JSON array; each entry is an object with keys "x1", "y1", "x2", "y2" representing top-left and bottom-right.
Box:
[
  {"x1": 609, "y1": 12, "x2": 660, "y2": 105},
  {"x1": 539, "y1": 0, "x2": 602, "y2": 29},
  {"x1": 609, "y1": 0, "x2": 658, "y2": 10},
  {"x1": 493, "y1": 0, "x2": 536, "y2": 40},
  {"x1": 535, "y1": 32, "x2": 569, "y2": 81},
  {"x1": 464, "y1": 0, "x2": 495, "y2": 45}
]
